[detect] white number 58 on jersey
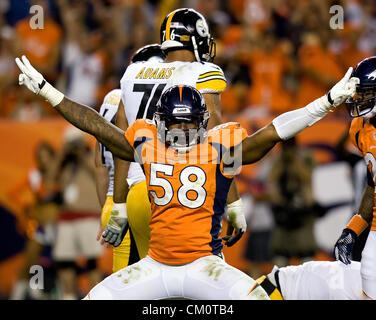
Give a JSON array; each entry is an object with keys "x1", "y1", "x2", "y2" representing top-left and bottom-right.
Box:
[{"x1": 149, "y1": 163, "x2": 207, "y2": 209}]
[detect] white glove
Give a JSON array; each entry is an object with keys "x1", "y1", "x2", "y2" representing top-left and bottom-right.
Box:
[
  {"x1": 223, "y1": 199, "x2": 246, "y2": 247},
  {"x1": 15, "y1": 55, "x2": 64, "y2": 107},
  {"x1": 321, "y1": 67, "x2": 360, "y2": 110},
  {"x1": 101, "y1": 203, "x2": 128, "y2": 247}
]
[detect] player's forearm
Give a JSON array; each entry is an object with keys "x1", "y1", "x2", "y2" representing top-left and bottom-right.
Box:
[
  {"x1": 272, "y1": 67, "x2": 358, "y2": 140},
  {"x1": 94, "y1": 141, "x2": 108, "y2": 207},
  {"x1": 272, "y1": 95, "x2": 332, "y2": 140},
  {"x1": 241, "y1": 123, "x2": 280, "y2": 164},
  {"x1": 203, "y1": 93, "x2": 222, "y2": 129},
  {"x1": 357, "y1": 184, "x2": 374, "y2": 224},
  {"x1": 55, "y1": 98, "x2": 133, "y2": 161},
  {"x1": 226, "y1": 180, "x2": 240, "y2": 204},
  {"x1": 242, "y1": 96, "x2": 328, "y2": 162},
  {"x1": 95, "y1": 167, "x2": 110, "y2": 208},
  {"x1": 343, "y1": 184, "x2": 373, "y2": 237},
  {"x1": 113, "y1": 157, "x2": 130, "y2": 204},
  {"x1": 15, "y1": 56, "x2": 133, "y2": 161},
  {"x1": 241, "y1": 95, "x2": 333, "y2": 163},
  {"x1": 56, "y1": 97, "x2": 107, "y2": 138},
  {"x1": 207, "y1": 108, "x2": 222, "y2": 129}
]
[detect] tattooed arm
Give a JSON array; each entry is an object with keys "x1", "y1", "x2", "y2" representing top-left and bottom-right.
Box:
[
  {"x1": 15, "y1": 55, "x2": 134, "y2": 161},
  {"x1": 55, "y1": 97, "x2": 134, "y2": 162}
]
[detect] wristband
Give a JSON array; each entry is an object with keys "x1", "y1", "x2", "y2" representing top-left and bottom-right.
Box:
[
  {"x1": 227, "y1": 199, "x2": 243, "y2": 209},
  {"x1": 326, "y1": 91, "x2": 334, "y2": 106},
  {"x1": 39, "y1": 81, "x2": 64, "y2": 107},
  {"x1": 112, "y1": 202, "x2": 127, "y2": 219},
  {"x1": 346, "y1": 214, "x2": 368, "y2": 236}
]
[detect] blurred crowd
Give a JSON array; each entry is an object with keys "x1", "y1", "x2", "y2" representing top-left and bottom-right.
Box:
[
  {"x1": 1, "y1": 0, "x2": 375, "y2": 120},
  {"x1": 8, "y1": 127, "x2": 105, "y2": 300},
  {"x1": 1, "y1": 0, "x2": 375, "y2": 298}
]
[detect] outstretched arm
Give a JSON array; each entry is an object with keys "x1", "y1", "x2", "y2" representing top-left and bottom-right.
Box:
[
  {"x1": 241, "y1": 123, "x2": 280, "y2": 165},
  {"x1": 15, "y1": 55, "x2": 134, "y2": 162},
  {"x1": 113, "y1": 100, "x2": 130, "y2": 204},
  {"x1": 357, "y1": 184, "x2": 374, "y2": 224},
  {"x1": 94, "y1": 141, "x2": 109, "y2": 208},
  {"x1": 55, "y1": 97, "x2": 133, "y2": 161},
  {"x1": 101, "y1": 99, "x2": 131, "y2": 247},
  {"x1": 241, "y1": 67, "x2": 359, "y2": 164}
]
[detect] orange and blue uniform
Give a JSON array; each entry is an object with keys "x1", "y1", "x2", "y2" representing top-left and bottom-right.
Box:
[
  {"x1": 125, "y1": 119, "x2": 247, "y2": 264},
  {"x1": 350, "y1": 117, "x2": 376, "y2": 231}
]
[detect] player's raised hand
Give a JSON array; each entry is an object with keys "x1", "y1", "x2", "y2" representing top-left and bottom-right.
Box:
[
  {"x1": 222, "y1": 199, "x2": 246, "y2": 247},
  {"x1": 326, "y1": 67, "x2": 359, "y2": 109},
  {"x1": 15, "y1": 55, "x2": 64, "y2": 106},
  {"x1": 101, "y1": 203, "x2": 129, "y2": 247},
  {"x1": 15, "y1": 55, "x2": 45, "y2": 94},
  {"x1": 334, "y1": 229, "x2": 357, "y2": 265}
]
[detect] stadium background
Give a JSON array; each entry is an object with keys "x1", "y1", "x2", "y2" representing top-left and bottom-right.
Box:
[{"x1": 0, "y1": 0, "x2": 374, "y2": 299}]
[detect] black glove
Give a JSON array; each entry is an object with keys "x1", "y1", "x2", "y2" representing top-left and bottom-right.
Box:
[{"x1": 334, "y1": 228, "x2": 357, "y2": 265}]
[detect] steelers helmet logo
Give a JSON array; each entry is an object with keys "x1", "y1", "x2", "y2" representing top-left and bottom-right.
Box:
[{"x1": 196, "y1": 19, "x2": 209, "y2": 37}]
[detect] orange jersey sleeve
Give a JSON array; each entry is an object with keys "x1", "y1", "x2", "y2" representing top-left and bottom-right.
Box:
[
  {"x1": 208, "y1": 122, "x2": 248, "y2": 178},
  {"x1": 124, "y1": 119, "x2": 159, "y2": 165},
  {"x1": 125, "y1": 119, "x2": 156, "y2": 147},
  {"x1": 349, "y1": 117, "x2": 365, "y2": 154}
]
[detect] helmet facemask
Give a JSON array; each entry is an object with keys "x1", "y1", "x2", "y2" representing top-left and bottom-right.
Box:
[
  {"x1": 346, "y1": 85, "x2": 376, "y2": 118},
  {"x1": 191, "y1": 35, "x2": 216, "y2": 62},
  {"x1": 155, "y1": 112, "x2": 209, "y2": 153}
]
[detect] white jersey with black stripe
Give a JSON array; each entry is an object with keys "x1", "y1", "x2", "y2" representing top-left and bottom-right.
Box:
[
  {"x1": 99, "y1": 89, "x2": 121, "y2": 196},
  {"x1": 120, "y1": 59, "x2": 227, "y2": 187}
]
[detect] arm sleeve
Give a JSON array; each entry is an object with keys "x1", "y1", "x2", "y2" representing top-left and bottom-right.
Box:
[
  {"x1": 272, "y1": 96, "x2": 331, "y2": 140},
  {"x1": 196, "y1": 63, "x2": 227, "y2": 94}
]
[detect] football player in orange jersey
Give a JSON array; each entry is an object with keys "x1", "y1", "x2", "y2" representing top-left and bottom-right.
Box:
[
  {"x1": 15, "y1": 54, "x2": 357, "y2": 299},
  {"x1": 105, "y1": 8, "x2": 246, "y2": 254},
  {"x1": 334, "y1": 56, "x2": 376, "y2": 300}
]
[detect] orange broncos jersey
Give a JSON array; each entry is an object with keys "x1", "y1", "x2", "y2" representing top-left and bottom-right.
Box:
[
  {"x1": 125, "y1": 119, "x2": 248, "y2": 264},
  {"x1": 350, "y1": 117, "x2": 376, "y2": 231}
]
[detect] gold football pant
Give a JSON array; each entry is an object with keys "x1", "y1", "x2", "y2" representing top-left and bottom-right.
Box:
[{"x1": 101, "y1": 180, "x2": 151, "y2": 272}]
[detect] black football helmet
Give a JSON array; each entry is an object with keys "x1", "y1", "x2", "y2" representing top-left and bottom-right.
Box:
[
  {"x1": 346, "y1": 56, "x2": 376, "y2": 118},
  {"x1": 131, "y1": 44, "x2": 166, "y2": 63},
  {"x1": 160, "y1": 8, "x2": 216, "y2": 62},
  {"x1": 154, "y1": 85, "x2": 209, "y2": 152}
]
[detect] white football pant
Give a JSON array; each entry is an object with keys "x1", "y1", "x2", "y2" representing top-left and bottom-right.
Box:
[{"x1": 83, "y1": 255, "x2": 269, "y2": 300}]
